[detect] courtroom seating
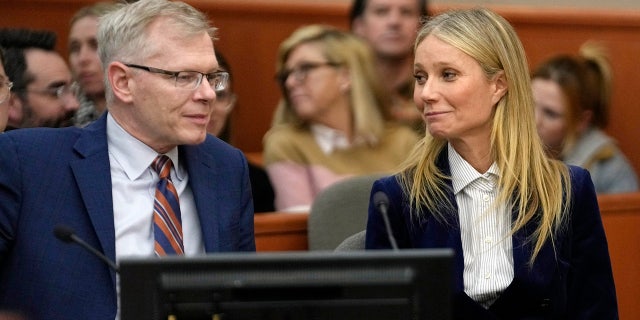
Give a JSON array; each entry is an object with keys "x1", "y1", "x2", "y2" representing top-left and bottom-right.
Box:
[
  {"x1": 254, "y1": 211, "x2": 308, "y2": 251},
  {"x1": 335, "y1": 230, "x2": 366, "y2": 251},
  {"x1": 307, "y1": 174, "x2": 385, "y2": 251}
]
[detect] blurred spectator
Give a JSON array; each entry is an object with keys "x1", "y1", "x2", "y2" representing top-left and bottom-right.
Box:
[
  {"x1": 532, "y1": 42, "x2": 638, "y2": 193},
  {"x1": 208, "y1": 51, "x2": 276, "y2": 212},
  {"x1": 0, "y1": 46, "x2": 11, "y2": 132},
  {"x1": 350, "y1": 0, "x2": 427, "y2": 131},
  {"x1": 264, "y1": 25, "x2": 419, "y2": 212},
  {"x1": 68, "y1": 2, "x2": 118, "y2": 127},
  {"x1": 0, "y1": 28, "x2": 79, "y2": 129}
]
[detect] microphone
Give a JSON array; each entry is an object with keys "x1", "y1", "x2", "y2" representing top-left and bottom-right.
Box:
[
  {"x1": 53, "y1": 224, "x2": 119, "y2": 273},
  {"x1": 373, "y1": 191, "x2": 398, "y2": 251}
]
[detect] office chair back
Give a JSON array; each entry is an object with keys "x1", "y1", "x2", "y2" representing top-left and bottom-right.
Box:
[{"x1": 308, "y1": 173, "x2": 385, "y2": 250}]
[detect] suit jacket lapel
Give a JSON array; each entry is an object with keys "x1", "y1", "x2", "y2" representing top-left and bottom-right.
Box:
[
  {"x1": 69, "y1": 114, "x2": 116, "y2": 284},
  {"x1": 430, "y1": 149, "x2": 466, "y2": 291},
  {"x1": 181, "y1": 143, "x2": 220, "y2": 251}
]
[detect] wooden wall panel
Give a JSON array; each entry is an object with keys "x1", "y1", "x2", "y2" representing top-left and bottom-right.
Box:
[{"x1": 598, "y1": 192, "x2": 640, "y2": 320}]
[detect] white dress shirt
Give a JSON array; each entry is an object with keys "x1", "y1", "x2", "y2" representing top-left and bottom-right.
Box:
[
  {"x1": 448, "y1": 144, "x2": 514, "y2": 308},
  {"x1": 107, "y1": 114, "x2": 205, "y2": 319},
  {"x1": 107, "y1": 113, "x2": 205, "y2": 260}
]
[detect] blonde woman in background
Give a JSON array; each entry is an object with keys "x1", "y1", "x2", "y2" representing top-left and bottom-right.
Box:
[
  {"x1": 366, "y1": 8, "x2": 617, "y2": 318},
  {"x1": 264, "y1": 25, "x2": 419, "y2": 212},
  {"x1": 532, "y1": 42, "x2": 638, "y2": 193}
]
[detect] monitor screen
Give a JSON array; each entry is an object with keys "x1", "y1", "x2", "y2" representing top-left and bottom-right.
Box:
[{"x1": 119, "y1": 249, "x2": 454, "y2": 320}]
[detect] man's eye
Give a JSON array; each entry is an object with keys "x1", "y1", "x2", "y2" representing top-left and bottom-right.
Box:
[{"x1": 176, "y1": 73, "x2": 197, "y2": 83}]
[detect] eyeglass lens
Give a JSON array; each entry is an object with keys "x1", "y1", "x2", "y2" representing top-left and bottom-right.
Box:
[
  {"x1": 276, "y1": 62, "x2": 336, "y2": 87},
  {"x1": 0, "y1": 81, "x2": 14, "y2": 104}
]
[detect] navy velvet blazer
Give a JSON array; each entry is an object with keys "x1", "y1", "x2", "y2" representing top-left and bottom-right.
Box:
[
  {"x1": 0, "y1": 114, "x2": 256, "y2": 320},
  {"x1": 366, "y1": 152, "x2": 618, "y2": 319}
]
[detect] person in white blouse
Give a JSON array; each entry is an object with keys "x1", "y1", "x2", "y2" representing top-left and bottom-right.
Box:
[
  {"x1": 365, "y1": 7, "x2": 617, "y2": 319},
  {"x1": 263, "y1": 25, "x2": 419, "y2": 212}
]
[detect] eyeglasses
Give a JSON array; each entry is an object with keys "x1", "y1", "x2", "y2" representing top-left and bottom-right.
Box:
[
  {"x1": 125, "y1": 63, "x2": 229, "y2": 92},
  {"x1": 0, "y1": 80, "x2": 13, "y2": 104},
  {"x1": 26, "y1": 82, "x2": 80, "y2": 100},
  {"x1": 275, "y1": 61, "x2": 340, "y2": 87},
  {"x1": 214, "y1": 89, "x2": 237, "y2": 112}
]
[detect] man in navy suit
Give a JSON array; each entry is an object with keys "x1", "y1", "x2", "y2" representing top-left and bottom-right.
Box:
[{"x1": 0, "y1": 1, "x2": 255, "y2": 319}]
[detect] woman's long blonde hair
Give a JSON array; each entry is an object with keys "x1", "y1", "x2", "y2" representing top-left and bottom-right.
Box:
[{"x1": 400, "y1": 8, "x2": 571, "y2": 264}]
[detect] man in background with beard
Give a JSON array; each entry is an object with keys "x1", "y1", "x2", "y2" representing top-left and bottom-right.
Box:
[{"x1": 0, "y1": 28, "x2": 79, "y2": 129}]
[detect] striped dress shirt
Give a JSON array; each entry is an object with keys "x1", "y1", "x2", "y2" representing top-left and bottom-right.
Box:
[{"x1": 448, "y1": 144, "x2": 514, "y2": 308}]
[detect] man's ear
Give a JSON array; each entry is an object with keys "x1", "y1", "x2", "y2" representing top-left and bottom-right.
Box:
[
  {"x1": 352, "y1": 17, "x2": 365, "y2": 37},
  {"x1": 7, "y1": 94, "x2": 23, "y2": 128},
  {"x1": 108, "y1": 62, "x2": 134, "y2": 103}
]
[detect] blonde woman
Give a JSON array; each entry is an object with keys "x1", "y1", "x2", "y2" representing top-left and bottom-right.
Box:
[
  {"x1": 264, "y1": 25, "x2": 419, "y2": 212},
  {"x1": 366, "y1": 8, "x2": 617, "y2": 318}
]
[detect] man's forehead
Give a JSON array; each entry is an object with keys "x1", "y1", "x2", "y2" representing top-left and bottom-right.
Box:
[
  {"x1": 366, "y1": 0, "x2": 420, "y2": 10},
  {"x1": 25, "y1": 49, "x2": 71, "y2": 85}
]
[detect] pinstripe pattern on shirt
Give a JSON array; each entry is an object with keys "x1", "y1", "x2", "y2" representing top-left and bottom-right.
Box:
[{"x1": 448, "y1": 144, "x2": 514, "y2": 308}]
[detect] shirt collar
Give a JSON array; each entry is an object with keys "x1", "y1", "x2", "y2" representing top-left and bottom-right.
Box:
[
  {"x1": 448, "y1": 143, "x2": 499, "y2": 194},
  {"x1": 106, "y1": 113, "x2": 183, "y2": 181},
  {"x1": 310, "y1": 123, "x2": 352, "y2": 155}
]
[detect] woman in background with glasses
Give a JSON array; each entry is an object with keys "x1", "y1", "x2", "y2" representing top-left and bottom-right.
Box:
[{"x1": 264, "y1": 25, "x2": 420, "y2": 212}]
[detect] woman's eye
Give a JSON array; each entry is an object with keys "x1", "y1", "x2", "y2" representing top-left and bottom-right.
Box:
[
  {"x1": 442, "y1": 71, "x2": 456, "y2": 81},
  {"x1": 413, "y1": 74, "x2": 426, "y2": 84}
]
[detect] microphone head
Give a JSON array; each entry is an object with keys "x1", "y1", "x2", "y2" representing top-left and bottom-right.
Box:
[
  {"x1": 53, "y1": 224, "x2": 75, "y2": 243},
  {"x1": 373, "y1": 191, "x2": 389, "y2": 208}
]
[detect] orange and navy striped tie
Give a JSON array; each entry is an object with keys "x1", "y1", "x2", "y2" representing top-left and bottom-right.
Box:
[{"x1": 151, "y1": 155, "x2": 184, "y2": 256}]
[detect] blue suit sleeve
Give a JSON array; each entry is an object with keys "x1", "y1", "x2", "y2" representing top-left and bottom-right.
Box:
[
  {"x1": 237, "y1": 150, "x2": 256, "y2": 251},
  {"x1": 0, "y1": 135, "x2": 21, "y2": 261}
]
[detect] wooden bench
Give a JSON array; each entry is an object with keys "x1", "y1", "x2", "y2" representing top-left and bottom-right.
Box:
[{"x1": 254, "y1": 212, "x2": 308, "y2": 251}]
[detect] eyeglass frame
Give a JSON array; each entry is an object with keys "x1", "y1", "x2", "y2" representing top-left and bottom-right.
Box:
[
  {"x1": 213, "y1": 89, "x2": 237, "y2": 112},
  {"x1": 0, "y1": 80, "x2": 13, "y2": 104},
  {"x1": 124, "y1": 63, "x2": 230, "y2": 92},
  {"x1": 275, "y1": 61, "x2": 341, "y2": 88},
  {"x1": 23, "y1": 82, "x2": 80, "y2": 101}
]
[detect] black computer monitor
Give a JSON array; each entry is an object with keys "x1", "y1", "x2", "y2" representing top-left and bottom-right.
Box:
[{"x1": 119, "y1": 249, "x2": 454, "y2": 320}]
